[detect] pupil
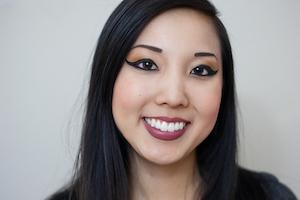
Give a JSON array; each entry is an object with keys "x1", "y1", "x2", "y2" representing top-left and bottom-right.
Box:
[
  {"x1": 145, "y1": 62, "x2": 151, "y2": 67},
  {"x1": 197, "y1": 67, "x2": 203, "y2": 73}
]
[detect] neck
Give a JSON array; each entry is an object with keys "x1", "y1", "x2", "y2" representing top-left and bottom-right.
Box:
[{"x1": 129, "y1": 150, "x2": 201, "y2": 200}]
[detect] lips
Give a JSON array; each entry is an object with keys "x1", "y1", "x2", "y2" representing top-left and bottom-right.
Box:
[{"x1": 143, "y1": 116, "x2": 190, "y2": 141}]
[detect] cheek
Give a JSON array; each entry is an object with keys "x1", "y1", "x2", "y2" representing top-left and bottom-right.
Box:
[
  {"x1": 112, "y1": 68, "x2": 149, "y2": 126},
  {"x1": 113, "y1": 80, "x2": 137, "y2": 112},
  {"x1": 190, "y1": 80, "x2": 222, "y2": 121},
  {"x1": 201, "y1": 88, "x2": 221, "y2": 115},
  {"x1": 187, "y1": 79, "x2": 222, "y2": 148}
]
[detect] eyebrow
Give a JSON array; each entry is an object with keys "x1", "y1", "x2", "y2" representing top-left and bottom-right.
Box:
[
  {"x1": 131, "y1": 44, "x2": 217, "y2": 60},
  {"x1": 194, "y1": 52, "x2": 217, "y2": 59},
  {"x1": 131, "y1": 44, "x2": 163, "y2": 53}
]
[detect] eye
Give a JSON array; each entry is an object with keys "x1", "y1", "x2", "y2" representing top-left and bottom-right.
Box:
[
  {"x1": 190, "y1": 65, "x2": 218, "y2": 77},
  {"x1": 125, "y1": 59, "x2": 158, "y2": 71}
]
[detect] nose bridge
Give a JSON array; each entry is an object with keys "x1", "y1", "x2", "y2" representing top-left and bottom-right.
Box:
[{"x1": 156, "y1": 67, "x2": 188, "y2": 107}]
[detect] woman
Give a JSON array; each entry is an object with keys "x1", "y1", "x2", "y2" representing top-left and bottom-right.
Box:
[{"x1": 48, "y1": 0, "x2": 297, "y2": 199}]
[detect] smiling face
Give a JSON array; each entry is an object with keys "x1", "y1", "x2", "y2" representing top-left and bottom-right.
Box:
[{"x1": 112, "y1": 8, "x2": 223, "y2": 165}]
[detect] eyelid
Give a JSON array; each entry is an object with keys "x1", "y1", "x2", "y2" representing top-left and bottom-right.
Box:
[
  {"x1": 190, "y1": 64, "x2": 218, "y2": 77},
  {"x1": 125, "y1": 58, "x2": 158, "y2": 71}
]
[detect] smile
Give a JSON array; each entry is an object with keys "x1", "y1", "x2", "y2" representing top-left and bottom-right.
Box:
[
  {"x1": 143, "y1": 117, "x2": 190, "y2": 141},
  {"x1": 144, "y1": 117, "x2": 187, "y2": 132}
]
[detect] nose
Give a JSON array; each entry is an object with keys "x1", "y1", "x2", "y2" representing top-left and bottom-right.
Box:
[{"x1": 155, "y1": 72, "x2": 189, "y2": 108}]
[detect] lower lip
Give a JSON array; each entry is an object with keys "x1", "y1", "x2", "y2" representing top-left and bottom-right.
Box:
[{"x1": 143, "y1": 119, "x2": 188, "y2": 141}]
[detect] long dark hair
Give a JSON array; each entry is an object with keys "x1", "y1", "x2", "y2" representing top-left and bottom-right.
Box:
[{"x1": 51, "y1": 1, "x2": 238, "y2": 200}]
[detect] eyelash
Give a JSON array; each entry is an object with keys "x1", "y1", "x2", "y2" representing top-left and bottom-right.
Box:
[
  {"x1": 125, "y1": 59, "x2": 218, "y2": 77},
  {"x1": 126, "y1": 59, "x2": 158, "y2": 71},
  {"x1": 190, "y1": 65, "x2": 218, "y2": 77}
]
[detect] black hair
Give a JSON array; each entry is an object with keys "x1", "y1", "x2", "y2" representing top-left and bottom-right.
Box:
[{"x1": 47, "y1": 0, "x2": 267, "y2": 200}]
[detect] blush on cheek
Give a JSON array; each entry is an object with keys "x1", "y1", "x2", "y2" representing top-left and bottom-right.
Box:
[
  {"x1": 207, "y1": 93, "x2": 221, "y2": 111},
  {"x1": 113, "y1": 74, "x2": 146, "y2": 116},
  {"x1": 198, "y1": 87, "x2": 222, "y2": 120}
]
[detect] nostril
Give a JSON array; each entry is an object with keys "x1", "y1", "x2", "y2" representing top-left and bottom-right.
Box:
[{"x1": 154, "y1": 88, "x2": 189, "y2": 108}]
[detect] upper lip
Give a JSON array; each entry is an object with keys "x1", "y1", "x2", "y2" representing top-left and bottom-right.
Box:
[{"x1": 144, "y1": 116, "x2": 190, "y2": 123}]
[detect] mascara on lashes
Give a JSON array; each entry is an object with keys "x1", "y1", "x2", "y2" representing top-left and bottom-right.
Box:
[
  {"x1": 126, "y1": 58, "x2": 218, "y2": 77},
  {"x1": 191, "y1": 65, "x2": 219, "y2": 76},
  {"x1": 125, "y1": 58, "x2": 157, "y2": 71}
]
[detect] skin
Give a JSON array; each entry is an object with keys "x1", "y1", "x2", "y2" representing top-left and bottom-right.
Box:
[{"x1": 112, "y1": 8, "x2": 223, "y2": 200}]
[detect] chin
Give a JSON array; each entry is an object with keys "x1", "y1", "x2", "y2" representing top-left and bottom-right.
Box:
[{"x1": 135, "y1": 147, "x2": 193, "y2": 166}]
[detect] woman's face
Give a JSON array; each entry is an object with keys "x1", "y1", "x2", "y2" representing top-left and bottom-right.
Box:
[{"x1": 112, "y1": 8, "x2": 222, "y2": 165}]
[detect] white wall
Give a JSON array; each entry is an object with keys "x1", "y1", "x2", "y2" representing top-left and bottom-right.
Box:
[{"x1": 0, "y1": 0, "x2": 299, "y2": 199}]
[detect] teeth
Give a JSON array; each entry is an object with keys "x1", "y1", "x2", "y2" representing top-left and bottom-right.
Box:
[
  {"x1": 155, "y1": 120, "x2": 161, "y2": 130},
  {"x1": 161, "y1": 121, "x2": 167, "y2": 131},
  {"x1": 179, "y1": 122, "x2": 184, "y2": 129},
  {"x1": 168, "y1": 123, "x2": 174, "y2": 132},
  {"x1": 175, "y1": 122, "x2": 180, "y2": 130},
  {"x1": 144, "y1": 118, "x2": 187, "y2": 132},
  {"x1": 151, "y1": 118, "x2": 155, "y2": 127}
]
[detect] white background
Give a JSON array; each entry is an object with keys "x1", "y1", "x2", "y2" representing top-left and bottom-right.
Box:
[{"x1": 0, "y1": 0, "x2": 299, "y2": 199}]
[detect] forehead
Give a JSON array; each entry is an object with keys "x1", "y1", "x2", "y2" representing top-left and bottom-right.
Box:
[{"x1": 132, "y1": 8, "x2": 221, "y2": 61}]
